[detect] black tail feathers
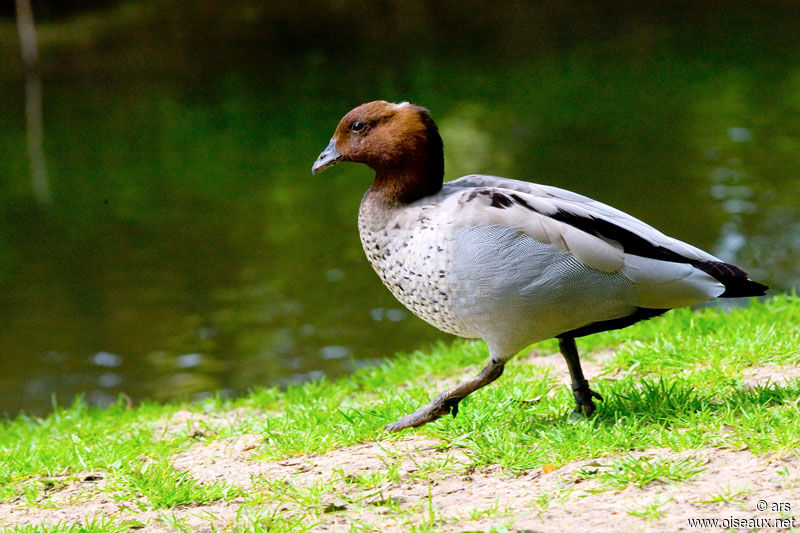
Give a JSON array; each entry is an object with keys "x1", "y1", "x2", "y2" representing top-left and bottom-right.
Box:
[{"x1": 691, "y1": 260, "x2": 768, "y2": 298}]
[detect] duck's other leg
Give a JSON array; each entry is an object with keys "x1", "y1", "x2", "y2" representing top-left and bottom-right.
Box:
[
  {"x1": 557, "y1": 336, "x2": 603, "y2": 417},
  {"x1": 384, "y1": 359, "x2": 505, "y2": 432}
]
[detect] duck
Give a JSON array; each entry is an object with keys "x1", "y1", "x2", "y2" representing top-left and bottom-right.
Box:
[{"x1": 312, "y1": 100, "x2": 768, "y2": 432}]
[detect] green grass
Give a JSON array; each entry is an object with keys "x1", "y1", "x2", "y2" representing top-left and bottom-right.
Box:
[
  {"x1": 626, "y1": 496, "x2": 672, "y2": 521},
  {"x1": 1, "y1": 294, "x2": 800, "y2": 531},
  {"x1": 2, "y1": 515, "x2": 142, "y2": 533},
  {"x1": 108, "y1": 460, "x2": 243, "y2": 510},
  {"x1": 695, "y1": 484, "x2": 753, "y2": 506},
  {"x1": 573, "y1": 454, "x2": 708, "y2": 489}
]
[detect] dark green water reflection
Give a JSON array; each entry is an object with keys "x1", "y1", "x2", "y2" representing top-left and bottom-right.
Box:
[{"x1": 1, "y1": 5, "x2": 799, "y2": 415}]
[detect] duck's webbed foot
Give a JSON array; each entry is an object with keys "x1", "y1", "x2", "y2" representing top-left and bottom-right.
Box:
[
  {"x1": 558, "y1": 336, "x2": 603, "y2": 418},
  {"x1": 384, "y1": 360, "x2": 504, "y2": 432}
]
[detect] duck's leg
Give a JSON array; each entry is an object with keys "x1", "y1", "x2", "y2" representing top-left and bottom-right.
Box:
[
  {"x1": 558, "y1": 336, "x2": 603, "y2": 417},
  {"x1": 384, "y1": 360, "x2": 505, "y2": 432}
]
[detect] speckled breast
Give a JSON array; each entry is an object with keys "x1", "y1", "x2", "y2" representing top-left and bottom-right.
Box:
[{"x1": 357, "y1": 206, "x2": 473, "y2": 337}]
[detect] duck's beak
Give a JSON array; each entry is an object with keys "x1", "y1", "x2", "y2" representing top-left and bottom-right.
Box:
[{"x1": 312, "y1": 139, "x2": 341, "y2": 174}]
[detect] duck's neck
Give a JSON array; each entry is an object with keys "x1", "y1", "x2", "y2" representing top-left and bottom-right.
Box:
[
  {"x1": 366, "y1": 168, "x2": 441, "y2": 206},
  {"x1": 366, "y1": 129, "x2": 445, "y2": 206}
]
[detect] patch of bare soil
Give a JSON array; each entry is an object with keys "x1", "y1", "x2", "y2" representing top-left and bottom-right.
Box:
[
  {"x1": 2, "y1": 366, "x2": 798, "y2": 532},
  {"x1": 167, "y1": 436, "x2": 800, "y2": 532},
  {"x1": 741, "y1": 365, "x2": 800, "y2": 388},
  {"x1": 171, "y1": 435, "x2": 461, "y2": 492}
]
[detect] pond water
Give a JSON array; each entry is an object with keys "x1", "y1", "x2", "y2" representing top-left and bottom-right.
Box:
[{"x1": 1, "y1": 5, "x2": 799, "y2": 415}]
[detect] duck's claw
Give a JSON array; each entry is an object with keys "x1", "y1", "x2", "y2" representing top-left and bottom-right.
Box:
[
  {"x1": 572, "y1": 384, "x2": 603, "y2": 418},
  {"x1": 384, "y1": 395, "x2": 462, "y2": 432}
]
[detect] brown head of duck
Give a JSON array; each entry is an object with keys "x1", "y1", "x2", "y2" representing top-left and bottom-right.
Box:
[{"x1": 312, "y1": 101, "x2": 444, "y2": 204}]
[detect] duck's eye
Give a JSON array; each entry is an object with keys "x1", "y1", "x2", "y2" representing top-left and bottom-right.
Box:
[{"x1": 350, "y1": 121, "x2": 367, "y2": 133}]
